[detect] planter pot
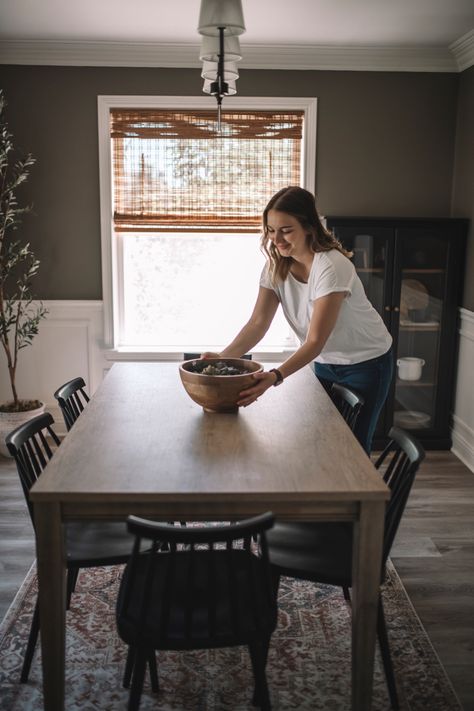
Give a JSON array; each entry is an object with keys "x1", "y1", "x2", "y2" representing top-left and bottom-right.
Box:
[{"x1": 0, "y1": 402, "x2": 45, "y2": 458}]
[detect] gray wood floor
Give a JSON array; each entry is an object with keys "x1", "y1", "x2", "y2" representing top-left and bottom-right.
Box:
[{"x1": 0, "y1": 450, "x2": 473, "y2": 709}]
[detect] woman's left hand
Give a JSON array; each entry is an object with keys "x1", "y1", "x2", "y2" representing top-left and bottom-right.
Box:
[{"x1": 237, "y1": 371, "x2": 276, "y2": 407}]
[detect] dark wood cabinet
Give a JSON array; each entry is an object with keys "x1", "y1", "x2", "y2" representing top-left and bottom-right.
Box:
[{"x1": 325, "y1": 217, "x2": 468, "y2": 449}]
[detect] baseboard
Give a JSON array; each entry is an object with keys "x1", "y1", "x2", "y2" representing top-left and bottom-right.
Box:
[
  {"x1": 451, "y1": 308, "x2": 474, "y2": 473},
  {"x1": 451, "y1": 415, "x2": 474, "y2": 473}
]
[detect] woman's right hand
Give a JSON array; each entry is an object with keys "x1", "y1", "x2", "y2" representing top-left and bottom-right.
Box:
[{"x1": 200, "y1": 351, "x2": 221, "y2": 359}]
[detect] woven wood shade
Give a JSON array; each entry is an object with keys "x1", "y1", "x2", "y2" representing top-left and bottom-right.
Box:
[{"x1": 111, "y1": 109, "x2": 304, "y2": 232}]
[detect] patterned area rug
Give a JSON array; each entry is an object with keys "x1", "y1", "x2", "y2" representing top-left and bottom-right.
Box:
[{"x1": 0, "y1": 560, "x2": 461, "y2": 710}]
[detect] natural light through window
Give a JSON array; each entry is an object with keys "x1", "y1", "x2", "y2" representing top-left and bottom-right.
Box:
[{"x1": 120, "y1": 232, "x2": 294, "y2": 349}]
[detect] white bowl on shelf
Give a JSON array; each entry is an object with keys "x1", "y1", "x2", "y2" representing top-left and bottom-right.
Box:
[
  {"x1": 393, "y1": 410, "x2": 430, "y2": 429},
  {"x1": 396, "y1": 357, "x2": 425, "y2": 381}
]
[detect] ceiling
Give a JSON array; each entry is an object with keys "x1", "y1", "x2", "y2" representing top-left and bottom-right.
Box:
[{"x1": 0, "y1": 0, "x2": 473, "y2": 71}]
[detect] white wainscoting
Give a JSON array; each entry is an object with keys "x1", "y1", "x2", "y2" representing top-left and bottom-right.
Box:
[
  {"x1": 0, "y1": 301, "x2": 107, "y2": 435},
  {"x1": 452, "y1": 308, "x2": 474, "y2": 472},
  {"x1": 1, "y1": 300, "x2": 474, "y2": 466}
]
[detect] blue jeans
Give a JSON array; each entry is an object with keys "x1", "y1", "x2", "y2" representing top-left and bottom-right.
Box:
[{"x1": 314, "y1": 347, "x2": 394, "y2": 455}]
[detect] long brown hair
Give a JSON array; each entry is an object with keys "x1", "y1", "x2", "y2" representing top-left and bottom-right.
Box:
[{"x1": 260, "y1": 186, "x2": 352, "y2": 285}]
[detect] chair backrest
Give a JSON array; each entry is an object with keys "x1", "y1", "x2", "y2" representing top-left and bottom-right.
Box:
[
  {"x1": 5, "y1": 412, "x2": 61, "y2": 522},
  {"x1": 183, "y1": 353, "x2": 252, "y2": 361},
  {"x1": 53, "y1": 377, "x2": 90, "y2": 431},
  {"x1": 330, "y1": 383, "x2": 365, "y2": 432},
  {"x1": 374, "y1": 426, "x2": 425, "y2": 564},
  {"x1": 120, "y1": 512, "x2": 276, "y2": 647}
]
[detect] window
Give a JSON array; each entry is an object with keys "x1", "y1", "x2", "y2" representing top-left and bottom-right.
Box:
[{"x1": 98, "y1": 96, "x2": 317, "y2": 355}]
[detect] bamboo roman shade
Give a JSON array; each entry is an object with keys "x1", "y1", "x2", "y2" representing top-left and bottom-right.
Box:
[{"x1": 111, "y1": 109, "x2": 304, "y2": 232}]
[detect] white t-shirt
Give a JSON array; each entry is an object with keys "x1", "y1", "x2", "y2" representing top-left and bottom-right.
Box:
[{"x1": 260, "y1": 249, "x2": 392, "y2": 364}]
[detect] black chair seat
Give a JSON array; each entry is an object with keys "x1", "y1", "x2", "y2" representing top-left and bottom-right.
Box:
[
  {"x1": 66, "y1": 521, "x2": 138, "y2": 568},
  {"x1": 267, "y1": 522, "x2": 353, "y2": 586},
  {"x1": 117, "y1": 548, "x2": 277, "y2": 648}
]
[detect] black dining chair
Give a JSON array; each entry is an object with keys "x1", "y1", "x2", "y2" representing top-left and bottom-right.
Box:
[
  {"x1": 266, "y1": 426, "x2": 425, "y2": 710},
  {"x1": 53, "y1": 376, "x2": 90, "y2": 431},
  {"x1": 330, "y1": 383, "x2": 365, "y2": 432},
  {"x1": 116, "y1": 512, "x2": 278, "y2": 711},
  {"x1": 5, "y1": 412, "x2": 139, "y2": 683}
]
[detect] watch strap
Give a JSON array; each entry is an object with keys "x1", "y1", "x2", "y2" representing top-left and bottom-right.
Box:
[{"x1": 269, "y1": 368, "x2": 284, "y2": 386}]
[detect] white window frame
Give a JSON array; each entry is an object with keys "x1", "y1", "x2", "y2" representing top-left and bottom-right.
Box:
[{"x1": 97, "y1": 95, "x2": 317, "y2": 358}]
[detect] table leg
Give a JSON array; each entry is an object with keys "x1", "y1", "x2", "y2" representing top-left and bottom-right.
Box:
[
  {"x1": 351, "y1": 500, "x2": 385, "y2": 710},
  {"x1": 35, "y1": 502, "x2": 66, "y2": 711}
]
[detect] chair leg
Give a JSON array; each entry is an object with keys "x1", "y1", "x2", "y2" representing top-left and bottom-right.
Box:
[
  {"x1": 377, "y1": 595, "x2": 400, "y2": 710},
  {"x1": 123, "y1": 646, "x2": 135, "y2": 688},
  {"x1": 128, "y1": 648, "x2": 147, "y2": 711},
  {"x1": 249, "y1": 639, "x2": 272, "y2": 710},
  {"x1": 271, "y1": 570, "x2": 281, "y2": 598},
  {"x1": 251, "y1": 635, "x2": 271, "y2": 703},
  {"x1": 148, "y1": 651, "x2": 159, "y2": 692},
  {"x1": 20, "y1": 597, "x2": 40, "y2": 683},
  {"x1": 66, "y1": 567, "x2": 79, "y2": 609}
]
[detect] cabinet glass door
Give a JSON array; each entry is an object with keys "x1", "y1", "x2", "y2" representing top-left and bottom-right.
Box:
[
  {"x1": 393, "y1": 228, "x2": 447, "y2": 433},
  {"x1": 327, "y1": 224, "x2": 394, "y2": 439},
  {"x1": 327, "y1": 226, "x2": 393, "y2": 321}
]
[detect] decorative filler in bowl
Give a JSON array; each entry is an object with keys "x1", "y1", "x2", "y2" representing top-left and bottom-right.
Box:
[{"x1": 179, "y1": 358, "x2": 263, "y2": 413}]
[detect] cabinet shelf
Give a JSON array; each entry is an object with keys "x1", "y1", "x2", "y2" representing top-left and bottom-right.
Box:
[
  {"x1": 402, "y1": 268, "x2": 445, "y2": 274},
  {"x1": 399, "y1": 324, "x2": 440, "y2": 332}
]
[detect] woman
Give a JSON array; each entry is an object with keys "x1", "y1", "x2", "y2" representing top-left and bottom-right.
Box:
[{"x1": 203, "y1": 186, "x2": 393, "y2": 454}]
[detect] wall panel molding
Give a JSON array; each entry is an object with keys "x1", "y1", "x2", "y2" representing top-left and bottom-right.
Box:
[
  {"x1": 0, "y1": 301, "x2": 105, "y2": 434},
  {"x1": 452, "y1": 308, "x2": 474, "y2": 472}
]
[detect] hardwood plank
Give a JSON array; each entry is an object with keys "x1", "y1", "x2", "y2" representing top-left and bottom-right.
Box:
[
  {"x1": 0, "y1": 457, "x2": 35, "y2": 619},
  {"x1": 390, "y1": 451, "x2": 474, "y2": 711}
]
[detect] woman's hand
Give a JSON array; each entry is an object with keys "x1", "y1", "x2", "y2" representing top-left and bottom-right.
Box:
[
  {"x1": 237, "y1": 371, "x2": 277, "y2": 407},
  {"x1": 200, "y1": 352, "x2": 221, "y2": 359}
]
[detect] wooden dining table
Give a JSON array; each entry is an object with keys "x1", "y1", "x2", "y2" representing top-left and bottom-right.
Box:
[{"x1": 30, "y1": 361, "x2": 389, "y2": 710}]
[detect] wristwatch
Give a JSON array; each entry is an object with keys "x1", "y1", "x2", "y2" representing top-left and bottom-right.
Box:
[{"x1": 269, "y1": 368, "x2": 284, "y2": 387}]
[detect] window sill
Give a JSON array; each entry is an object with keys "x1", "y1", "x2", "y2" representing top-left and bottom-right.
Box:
[{"x1": 104, "y1": 346, "x2": 296, "y2": 363}]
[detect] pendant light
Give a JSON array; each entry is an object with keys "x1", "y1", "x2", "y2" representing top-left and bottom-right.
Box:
[{"x1": 197, "y1": 0, "x2": 246, "y2": 129}]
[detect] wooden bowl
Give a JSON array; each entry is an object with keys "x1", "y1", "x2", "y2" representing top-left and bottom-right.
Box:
[{"x1": 179, "y1": 358, "x2": 263, "y2": 413}]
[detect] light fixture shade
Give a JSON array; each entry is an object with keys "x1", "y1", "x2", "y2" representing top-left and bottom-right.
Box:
[
  {"x1": 203, "y1": 79, "x2": 237, "y2": 96},
  {"x1": 201, "y1": 60, "x2": 239, "y2": 81},
  {"x1": 199, "y1": 35, "x2": 242, "y2": 62},
  {"x1": 198, "y1": 0, "x2": 245, "y2": 36}
]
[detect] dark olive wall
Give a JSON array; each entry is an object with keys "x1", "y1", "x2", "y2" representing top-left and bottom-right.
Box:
[
  {"x1": 0, "y1": 65, "x2": 463, "y2": 300},
  {"x1": 452, "y1": 66, "x2": 474, "y2": 311}
]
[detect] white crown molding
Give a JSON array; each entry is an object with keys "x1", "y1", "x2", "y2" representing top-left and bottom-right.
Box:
[
  {"x1": 450, "y1": 30, "x2": 474, "y2": 71},
  {"x1": 241, "y1": 44, "x2": 457, "y2": 72},
  {"x1": 0, "y1": 40, "x2": 201, "y2": 67},
  {"x1": 0, "y1": 38, "x2": 463, "y2": 72}
]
